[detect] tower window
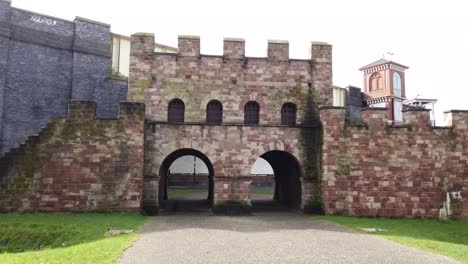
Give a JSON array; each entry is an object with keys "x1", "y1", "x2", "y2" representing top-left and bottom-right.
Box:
[
  {"x1": 168, "y1": 98, "x2": 185, "y2": 123},
  {"x1": 281, "y1": 103, "x2": 297, "y2": 126},
  {"x1": 206, "y1": 100, "x2": 223, "y2": 125},
  {"x1": 393, "y1": 72, "x2": 402, "y2": 97},
  {"x1": 244, "y1": 101, "x2": 260, "y2": 125},
  {"x1": 369, "y1": 72, "x2": 383, "y2": 91}
]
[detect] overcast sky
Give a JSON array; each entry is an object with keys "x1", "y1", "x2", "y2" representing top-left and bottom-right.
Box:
[{"x1": 13, "y1": 0, "x2": 468, "y2": 124}]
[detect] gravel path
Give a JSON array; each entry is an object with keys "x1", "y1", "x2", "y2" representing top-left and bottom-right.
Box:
[{"x1": 118, "y1": 212, "x2": 460, "y2": 264}]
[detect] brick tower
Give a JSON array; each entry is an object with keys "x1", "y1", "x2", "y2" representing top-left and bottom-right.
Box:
[{"x1": 359, "y1": 59, "x2": 409, "y2": 124}]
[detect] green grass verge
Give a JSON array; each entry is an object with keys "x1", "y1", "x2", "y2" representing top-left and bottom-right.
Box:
[
  {"x1": 0, "y1": 213, "x2": 149, "y2": 264},
  {"x1": 167, "y1": 188, "x2": 274, "y2": 197},
  {"x1": 167, "y1": 188, "x2": 206, "y2": 196},
  {"x1": 251, "y1": 188, "x2": 273, "y2": 196},
  {"x1": 316, "y1": 215, "x2": 468, "y2": 263}
]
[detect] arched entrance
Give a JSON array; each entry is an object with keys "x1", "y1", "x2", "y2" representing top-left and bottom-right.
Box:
[
  {"x1": 158, "y1": 148, "x2": 214, "y2": 212},
  {"x1": 251, "y1": 150, "x2": 303, "y2": 211}
]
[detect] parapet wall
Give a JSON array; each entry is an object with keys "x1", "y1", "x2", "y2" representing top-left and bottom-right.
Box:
[
  {"x1": 0, "y1": 100, "x2": 145, "y2": 212},
  {"x1": 321, "y1": 107, "x2": 468, "y2": 219},
  {"x1": 128, "y1": 34, "x2": 333, "y2": 124}
]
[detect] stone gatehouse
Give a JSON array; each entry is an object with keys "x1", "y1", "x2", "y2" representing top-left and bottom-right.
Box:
[
  {"x1": 130, "y1": 34, "x2": 330, "y2": 214},
  {"x1": 0, "y1": 4, "x2": 466, "y2": 217}
]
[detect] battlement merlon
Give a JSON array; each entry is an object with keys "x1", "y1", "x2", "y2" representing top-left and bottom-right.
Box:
[
  {"x1": 361, "y1": 107, "x2": 387, "y2": 129},
  {"x1": 130, "y1": 33, "x2": 155, "y2": 56},
  {"x1": 223, "y1": 38, "x2": 245, "y2": 59},
  {"x1": 118, "y1": 102, "x2": 145, "y2": 121},
  {"x1": 178, "y1": 35, "x2": 200, "y2": 57},
  {"x1": 444, "y1": 110, "x2": 468, "y2": 130},
  {"x1": 311, "y1": 41, "x2": 333, "y2": 107},
  {"x1": 319, "y1": 107, "x2": 346, "y2": 129},
  {"x1": 68, "y1": 100, "x2": 96, "y2": 120},
  {"x1": 402, "y1": 109, "x2": 431, "y2": 129},
  {"x1": 268, "y1": 40, "x2": 289, "y2": 61}
]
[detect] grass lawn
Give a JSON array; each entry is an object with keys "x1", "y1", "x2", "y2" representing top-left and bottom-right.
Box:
[
  {"x1": 0, "y1": 213, "x2": 148, "y2": 264},
  {"x1": 167, "y1": 188, "x2": 206, "y2": 197},
  {"x1": 251, "y1": 188, "x2": 273, "y2": 196},
  {"x1": 316, "y1": 215, "x2": 468, "y2": 263},
  {"x1": 167, "y1": 187, "x2": 274, "y2": 197}
]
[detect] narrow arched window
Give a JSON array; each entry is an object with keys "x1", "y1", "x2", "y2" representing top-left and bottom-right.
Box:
[
  {"x1": 168, "y1": 98, "x2": 185, "y2": 123},
  {"x1": 393, "y1": 72, "x2": 402, "y2": 97},
  {"x1": 281, "y1": 103, "x2": 297, "y2": 126},
  {"x1": 369, "y1": 72, "x2": 382, "y2": 91},
  {"x1": 206, "y1": 100, "x2": 223, "y2": 125},
  {"x1": 244, "y1": 101, "x2": 260, "y2": 125}
]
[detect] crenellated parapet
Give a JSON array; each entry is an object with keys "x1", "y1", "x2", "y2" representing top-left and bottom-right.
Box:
[
  {"x1": 67, "y1": 100, "x2": 145, "y2": 121},
  {"x1": 0, "y1": 100, "x2": 145, "y2": 213},
  {"x1": 361, "y1": 107, "x2": 387, "y2": 129},
  {"x1": 403, "y1": 109, "x2": 431, "y2": 129},
  {"x1": 320, "y1": 106, "x2": 468, "y2": 219},
  {"x1": 128, "y1": 33, "x2": 334, "y2": 123},
  {"x1": 267, "y1": 40, "x2": 289, "y2": 61},
  {"x1": 178, "y1": 35, "x2": 200, "y2": 57},
  {"x1": 444, "y1": 110, "x2": 468, "y2": 130}
]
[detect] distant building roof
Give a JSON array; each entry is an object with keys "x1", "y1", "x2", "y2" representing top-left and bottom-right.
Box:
[{"x1": 359, "y1": 59, "x2": 409, "y2": 71}]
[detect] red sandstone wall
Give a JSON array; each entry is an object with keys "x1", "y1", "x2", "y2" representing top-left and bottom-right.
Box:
[
  {"x1": 129, "y1": 34, "x2": 333, "y2": 124},
  {"x1": 321, "y1": 107, "x2": 468, "y2": 219},
  {"x1": 145, "y1": 123, "x2": 308, "y2": 205},
  {"x1": 0, "y1": 101, "x2": 145, "y2": 212}
]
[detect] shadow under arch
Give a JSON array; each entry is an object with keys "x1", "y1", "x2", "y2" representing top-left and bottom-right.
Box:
[
  {"x1": 159, "y1": 148, "x2": 215, "y2": 211},
  {"x1": 252, "y1": 150, "x2": 303, "y2": 210}
]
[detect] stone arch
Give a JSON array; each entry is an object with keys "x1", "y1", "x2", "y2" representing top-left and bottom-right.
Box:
[
  {"x1": 158, "y1": 148, "x2": 215, "y2": 208},
  {"x1": 250, "y1": 150, "x2": 304, "y2": 209}
]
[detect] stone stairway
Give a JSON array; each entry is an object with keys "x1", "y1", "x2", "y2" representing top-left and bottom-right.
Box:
[{"x1": 0, "y1": 121, "x2": 51, "y2": 185}]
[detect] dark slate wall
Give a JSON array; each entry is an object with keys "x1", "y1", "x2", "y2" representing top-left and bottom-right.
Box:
[
  {"x1": 345, "y1": 86, "x2": 363, "y2": 124},
  {"x1": 0, "y1": 1, "x2": 12, "y2": 152},
  {"x1": 96, "y1": 80, "x2": 128, "y2": 118},
  {"x1": 0, "y1": 36, "x2": 9, "y2": 148},
  {"x1": 0, "y1": 2, "x2": 128, "y2": 154},
  {"x1": 1, "y1": 41, "x2": 73, "y2": 153}
]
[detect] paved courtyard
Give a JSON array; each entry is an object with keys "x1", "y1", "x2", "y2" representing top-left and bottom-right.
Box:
[{"x1": 118, "y1": 211, "x2": 460, "y2": 264}]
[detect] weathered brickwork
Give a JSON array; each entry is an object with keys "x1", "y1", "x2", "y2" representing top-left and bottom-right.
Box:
[
  {"x1": 129, "y1": 33, "x2": 331, "y2": 214},
  {"x1": 129, "y1": 34, "x2": 332, "y2": 123},
  {"x1": 321, "y1": 107, "x2": 468, "y2": 219},
  {"x1": 0, "y1": 101, "x2": 145, "y2": 212},
  {"x1": 144, "y1": 124, "x2": 307, "y2": 208}
]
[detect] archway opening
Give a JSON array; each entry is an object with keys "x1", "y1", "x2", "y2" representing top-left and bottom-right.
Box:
[
  {"x1": 159, "y1": 149, "x2": 214, "y2": 213},
  {"x1": 250, "y1": 151, "x2": 302, "y2": 211}
]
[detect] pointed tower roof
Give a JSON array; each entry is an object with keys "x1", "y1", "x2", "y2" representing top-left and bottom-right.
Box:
[{"x1": 359, "y1": 59, "x2": 409, "y2": 71}]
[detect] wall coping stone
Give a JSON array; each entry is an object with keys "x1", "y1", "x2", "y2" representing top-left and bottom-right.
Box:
[
  {"x1": 268, "y1": 40, "x2": 289, "y2": 44},
  {"x1": 311, "y1": 41, "x2": 331, "y2": 46},
  {"x1": 361, "y1": 107, "x2": 388, "y2": 111},
  {"x1": 443, "y1": 110, "x2": 468, "y2": 113},
  {"x1": 12, "y1": 7, "x2": 73, "y2": 24},
  {"x1": 402, "y1": 108, "x2": 431, "y2": 112},
  {"x1": 178, "y1": 35, "x2": 200, "y2": 39},
  {"x1": 319, "y1": 106, "x2": 346, "y2": 110},
  {"x1": 224, "y1": 37, "x2": 245, "y2": 42},
  {"x1": 75, "y1": 16, "x2": 110, "y2": 27},
  {"x1": 132, "y1": 32, "x2": 155, "y2": 37}
]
